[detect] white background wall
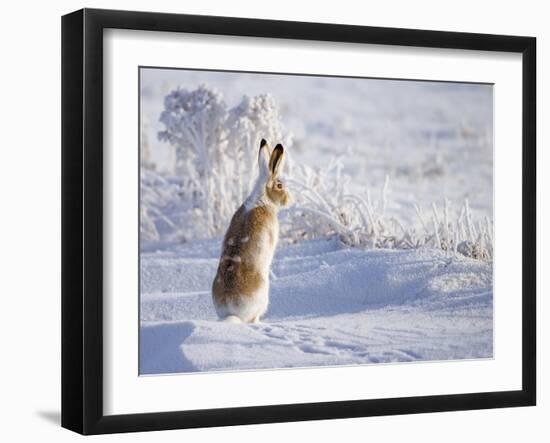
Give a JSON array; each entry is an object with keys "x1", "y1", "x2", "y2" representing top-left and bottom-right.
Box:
[{"x1": 0, "y1": 0, "x2": 546, "y2": 441}]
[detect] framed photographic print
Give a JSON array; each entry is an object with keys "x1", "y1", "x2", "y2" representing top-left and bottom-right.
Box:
[{"x1": 61, "y1": 8, "x2": 536, "y2": 435}]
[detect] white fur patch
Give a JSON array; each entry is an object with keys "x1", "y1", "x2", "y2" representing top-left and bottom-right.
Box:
[
  {"x1": 223, "y1": 315, "x2": 242, "y2": 324},
  {"x1": 213, "y1": 284, "x2": 269, "y2": 323},
  {"x1": 222, "y1": 255, "x2": 242, "y2": 263}
]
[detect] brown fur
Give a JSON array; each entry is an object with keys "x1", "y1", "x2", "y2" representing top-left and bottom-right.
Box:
[{"x1": 212, "y1": 204, "x2": 277, "y2": 306}]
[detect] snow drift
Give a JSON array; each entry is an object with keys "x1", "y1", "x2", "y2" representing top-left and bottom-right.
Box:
[{"x1": 140, "y1": 238, "x2": 492, "y2": 374}]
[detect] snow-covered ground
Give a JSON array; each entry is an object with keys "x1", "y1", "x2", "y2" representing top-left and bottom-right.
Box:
[
  {"x1": 139, "y1": 68, "x2": 493, "y2": 375},
  {"x1": 140, "y1": 238, "x2": 492, "y2": 374}
]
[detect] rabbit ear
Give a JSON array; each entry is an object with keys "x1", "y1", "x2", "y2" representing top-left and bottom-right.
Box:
[
  {"x1": 258, "y1": 138, "x2": 271, "y2": 180},
  {"x1": 269, "y1": 144, "x2": 285, "y2": 178}
]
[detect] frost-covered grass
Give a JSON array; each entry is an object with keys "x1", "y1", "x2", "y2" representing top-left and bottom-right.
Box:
[{"x1": 140, "y1": 75, "x2": 493, "y2": 259}]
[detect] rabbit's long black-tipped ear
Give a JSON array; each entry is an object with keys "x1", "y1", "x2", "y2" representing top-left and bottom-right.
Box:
[
  {"x1": 269, "y1": 144, "x2": 285, "y2": 178},
  {"x1": 258, "y1": 138, "x2": 271, "y2": 180}
]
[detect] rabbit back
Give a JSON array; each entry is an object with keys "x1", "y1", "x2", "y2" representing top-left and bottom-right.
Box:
[{"x1": 212, "y1": 204, "x2": 279, "y2": 322}]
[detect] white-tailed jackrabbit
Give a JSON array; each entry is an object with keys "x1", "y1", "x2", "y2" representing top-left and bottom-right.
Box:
[{"x1": 212, "y1": 139, "x2": 290, "y2": 323}]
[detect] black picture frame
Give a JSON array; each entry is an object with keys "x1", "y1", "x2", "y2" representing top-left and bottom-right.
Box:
[{"x1": 61, "y1": 8, "x2": 536, "y2": 435}]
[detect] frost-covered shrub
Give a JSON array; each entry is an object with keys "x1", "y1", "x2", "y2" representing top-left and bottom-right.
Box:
[
  {"x1": 279, "y1": 163, "x2": 493, "y2": 260},
  {"x1": 227, "y1": 94, "x2": 292, "y2": 203},
  {"x1": 156, "y1": 85, "x2": 291, "y2": 238},
  {"x1": 157, "y1": 86, "x2": 228, "y2": 236},
  {"x1": 280, "y1": 164, "x2": 392, "y2": 248},
  {"x1": 140, "y1": 169, "x2": 202, "y2": 244},
  {"x1": 140, "y1": 115, "x2": 156, "y2": 171},
  {"x1": 158, "y1": 85, "x2": 228, "y2": 176}
]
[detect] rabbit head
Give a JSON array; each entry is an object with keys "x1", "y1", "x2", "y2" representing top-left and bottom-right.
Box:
[{"x1": 254, "y1": 138, "x2": 290, "y2": 208}]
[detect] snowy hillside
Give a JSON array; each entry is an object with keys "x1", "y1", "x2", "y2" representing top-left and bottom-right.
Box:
[{"x1": 140, "y1": 238, "x2": 492, "y2": 374}]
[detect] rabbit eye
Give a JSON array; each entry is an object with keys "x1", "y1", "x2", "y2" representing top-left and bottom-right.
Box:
[{"x1": 276, "y1": 182, "x2": 283, "y2": 190}]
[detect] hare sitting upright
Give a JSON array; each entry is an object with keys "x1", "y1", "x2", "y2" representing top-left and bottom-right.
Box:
[{"x1": 212, "y1": 139, "x2": 290, "y2": 324}]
